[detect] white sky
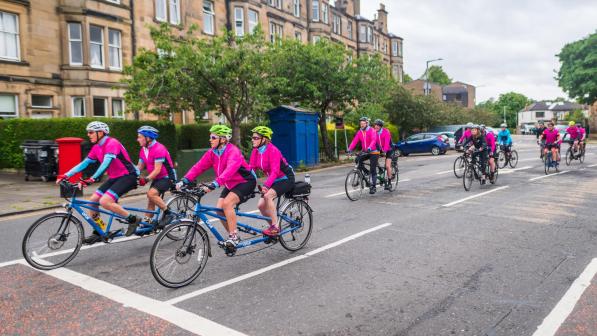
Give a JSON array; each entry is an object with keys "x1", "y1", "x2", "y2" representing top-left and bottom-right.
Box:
[{"x1": 358, "y1": 0, "x2": 597, "y2": 103}]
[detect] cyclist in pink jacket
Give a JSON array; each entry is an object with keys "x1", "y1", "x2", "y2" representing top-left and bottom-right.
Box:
[
  {"x1": 566, "y1": 121, "x2": 581, "y2": 155},
  {"x1": 176, "y1": 125, "x2": 256, "y2": 247},
  {"x1": 482, "y1": 125, "x2": 497, "y2": 178},
  {"x1": 348, "y1": 117, "x2": 379, "y2": 194},
  {"x1": 249, "y1": 126, "x2": 295, "y2": 237},
  {"x1": 458, "y1": 122, "x2": 474, "y2": 144},
  {"x1": 373, "y1": 119, "x2": 394, "y2": 190}
]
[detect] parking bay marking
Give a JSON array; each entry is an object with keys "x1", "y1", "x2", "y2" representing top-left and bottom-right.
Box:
[
  {"x1": 325, "y1": 181, "x2": 411, "y2": 198},
  {"x1": 529, "y1": 171, "x2": 570, "y2": 181},
  {"x1": 441, "y1": 186, "x2": 509, "y2": 207},
  {"x1": 166, "y1": 223, "x2": 393, "y2": 305},
  {"x1": 532, "y1": 258, "x2": 597, "y2": 336}
]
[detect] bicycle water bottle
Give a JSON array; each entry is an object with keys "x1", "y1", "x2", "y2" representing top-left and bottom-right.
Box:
[{"x1": 304, "y1": 173, "x2": 311, "y2": 184}]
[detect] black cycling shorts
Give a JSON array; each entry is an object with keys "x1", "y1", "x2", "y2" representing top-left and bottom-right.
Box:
[
  {"x1": 545, "y1": 143, "x2": 560, "y2": 150},
  {"x1": 96, "y1": 174, "x2": 138, "y2": 201},
  {"x1": 270, "y1": 176, "x2": 295, "y2": 197},
  {"x1": 150, "y1": 177, "x2": 173, "y2": 195},
  {"x1": 384, "y1": 149, "x2": 395, "y2": 160},
  {"x1": 220, "y1": 179, "x2": 257, "y2": 204}
]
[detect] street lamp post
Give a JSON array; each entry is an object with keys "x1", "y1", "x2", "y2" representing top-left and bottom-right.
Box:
[{"x1": 425, "y1": 58, "x2": 443, "y2": 95}]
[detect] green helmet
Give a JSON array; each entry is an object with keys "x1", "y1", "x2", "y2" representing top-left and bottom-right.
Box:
[
  {"x1": 251, "y1": 126, "x2": 273, "y2": 139},
  {"x1": 209, "y1": 125, "x2": 232, "y2": 139}
]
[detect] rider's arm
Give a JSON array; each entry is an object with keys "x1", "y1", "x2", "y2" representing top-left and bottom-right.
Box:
[
  {"x1": 184, "y1": 152, "x2": 213, "y2": 183},
  {"x1": 215, "y1": 147, "x2": 244, "y2": 187},
  {"x1": 348, "y1": 132, "x2": 361, "y2": 152},
  {"x1": 137, "y1": 158, "x2": 145, "y2": 172},
  {"x1": 146, "y1": 161, "x2": 163, "y2": 181},
  {"x1": 64, "y1": 157, "x2": 97, "y2": 178},
  {"x1": 90, "y1": 154, "x2": 115, "y2": 180},
  {"x1": 263, "y1": 148, "x2": 283, "y2": 188}
]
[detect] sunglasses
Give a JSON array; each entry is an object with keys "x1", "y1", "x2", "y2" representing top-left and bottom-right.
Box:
[
  {"x1": 209, "y1": 135, "x2": 219, "y2": 140},
  {"x1": 251, "y1": 136, "x2": 262, "y2": 141},
  {"x1": 87, "y1": 131, "x2": 95, "y2": 135}
]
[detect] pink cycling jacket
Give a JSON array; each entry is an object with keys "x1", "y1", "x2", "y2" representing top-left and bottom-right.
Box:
[
  {"x1": 376, "y1": 128, "x2": 393, "y2": 153},
  {"x1": 249, "y1": 143, "x2": 294, "y2": 188},
  {"x1": 485, "y1": 132, "x2": 496, "y2": 152},
  {"x1": 348, "y1": 127, "x2": 377, "y2": 152},
  {"x1": 566, "y1": 126, "x2": 580, "y2": 140},
  {"x1": 579, "y1": 127, "x2": 586, "y2": 140},
  {"x1": 184, "y1": 144, "x2": 254, "y2": 190},
  {"x1": 543, "y1": 128, "x2": 560, "y2": 144},
  {"x1": 139, "y1": 141, "x2": 175, "y2": 180},
  {"x1": 459, "y1": 129, "x2": 472, "y2": 143}
]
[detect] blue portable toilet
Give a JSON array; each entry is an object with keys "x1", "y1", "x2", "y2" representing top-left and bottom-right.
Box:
[{"x1": 267, "y1": 105, "x2": 319, "y2": 167}]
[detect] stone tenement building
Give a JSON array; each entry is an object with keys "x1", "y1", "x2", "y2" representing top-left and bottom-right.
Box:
[{"x1": 0, "y1": 0, "x2": 404, "y2": 123}]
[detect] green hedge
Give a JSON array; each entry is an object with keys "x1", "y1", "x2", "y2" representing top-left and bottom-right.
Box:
[
  {"x1": 0, "y1": 118, "x2": 176, "y2": 169},
  {"x1": 319, "y1": 123, "x2": 400, "y2": 155}
]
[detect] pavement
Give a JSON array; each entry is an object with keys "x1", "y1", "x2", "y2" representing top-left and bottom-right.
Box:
[{"x1": 2, "y1": 135, "x2": 597, "y2": 335}]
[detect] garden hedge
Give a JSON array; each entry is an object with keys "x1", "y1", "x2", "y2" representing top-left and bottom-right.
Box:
[{"x1": 0, "y1": 118, "x2": 176, "y2": 169}]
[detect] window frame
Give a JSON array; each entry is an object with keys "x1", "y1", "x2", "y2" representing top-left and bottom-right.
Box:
[
  {"x1": 155, "y1": 0, "x2": 167, "y2": 22},
  {"x1": 293, "y1": 0, "x2": 300, "y2": 17},
  {"x1": 392, "y1": 40, "x2": 398, "y2": 57},
  {"x1": 203, "y1": 1, "x2": 215, "y2": 35},
  {"x1": 67, "y1": 22, "x2": 83, "y2": 66},
  {"x1": 89, "y1": 25, "x2": 105, "y2": 69},
  {"x1": 248, "y1": 9, "x2": 258, "y2": 33},
  {"x1": 108, "y1": 28, "x2": 122, "y2": 70},
  {"x1": 234, "y1": 7, "x2": 244, "y2": 37},
  {"x1": 92, "y1": 97, "x2": 107, "y2": 117},
  {"x1": 31, "y1": 95, "x2": 53, "y2": 108},
  {"x1": 169, "y1": 0, "x2": 181, "y2": 25},
  {"x1": 0, "y1": 11, "x2": 21, "y2": 61},
  {"x1": 112, "y1": 98, "x2": 125, "y2": 119},
  {"x1": 322, "y1": 3, "x2": 328, "y2": 24},
  {"x1": 347, "y1": 20, "x2": 352, "y2": 39},
  {"x1": 269, "y1": 21, "x2": 283, "y2": 44},
  {"x1": 71, "y1": 97, "x2": 86, "y2": 118},
  {"x1": 312, "y1": 0, "x2": 319, "y2": 22},
  {"x1": 0, "y1": 94, "x2": 18, "y2": 118}
]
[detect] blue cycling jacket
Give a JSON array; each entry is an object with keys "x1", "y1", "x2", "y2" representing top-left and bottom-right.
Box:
[{"x1": 497, "y1": 129, "x2": 513, "y2": 145}]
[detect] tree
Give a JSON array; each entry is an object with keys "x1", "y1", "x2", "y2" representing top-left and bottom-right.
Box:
[
  {"x1": 123, "y1": 24, "x2": 272, "y2": 145},
  {"x1": 556, "y1": 31, "x2": 597, "y2": 105},
  {"x1": 403, "y1": 73, "x2": 413, "y2": 83},
  {"x1": 268, "y1": 39, "x2": 393, "y2": 160},
  {"x1": 425, "y1": 65, "x2": 452, "y2": 85},
  {"x1": 477, "y1": 92, "x2": 531, "y2": 128},
  {"x1": 565, "y1": 109, "x2": 586, "y2": 125}
]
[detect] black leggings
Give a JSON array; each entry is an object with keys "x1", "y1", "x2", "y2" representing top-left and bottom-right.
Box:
[
  {"x1": 472, "y1": 151, "x2": 488, "y2": 175},
  {"x1": 356, "y1": 153, "x2": 379, "y2": 186}
]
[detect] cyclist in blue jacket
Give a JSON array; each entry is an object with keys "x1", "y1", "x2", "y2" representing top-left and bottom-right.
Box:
[{"x1": 497, "y1": 123, "x2": 513, "y2": 153}]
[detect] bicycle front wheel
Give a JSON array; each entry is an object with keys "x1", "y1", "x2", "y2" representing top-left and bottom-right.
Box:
[
  {"x1": 22, "y1": 212, "x2": 84, "y2": 270},
  {"x1": 497, "y1": 151, "x2": 507, "y2": 169},
  {"x1": 453, "y1": 156, "x2": 465, "y2": 178},
  {"x1": 388, "y1": 162, "x2": 399, "y2": 191},
  {"x1": 509, "y1": 151, "x2": 518, "y2": 168},
  {"x1": 463, "y1": 165, "x2": 474, "y2": 191},
  {"x1": 279, "y1": 199, "x2": 313, "y2": 252},
  {"x1": 345, "y1": 170, "x2": 364, "y2": 201},
  {"x1": 165, "y1": 194, "x2": 198, "y2": 241},
  {"x1": 150, "y1": 220, "x2": 209, "y2": 288},
  {"x1": 565, "y1": 148, "x2": 572, "y2": 166},
  {"x1": 580, "y1": 149, "x2": 585, "y2": 163}
]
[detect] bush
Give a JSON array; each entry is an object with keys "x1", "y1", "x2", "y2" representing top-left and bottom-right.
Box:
[
  {"x1": 177, "y1": 123, "x2": 212, "y2": 150},
  {"x1": 0, "y1": 118, "x2": 176, "y2": 169}
]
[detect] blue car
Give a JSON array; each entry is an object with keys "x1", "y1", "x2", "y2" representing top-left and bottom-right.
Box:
[{"x1": 395, "y1": 133, "x2": 449, "y2": 156}]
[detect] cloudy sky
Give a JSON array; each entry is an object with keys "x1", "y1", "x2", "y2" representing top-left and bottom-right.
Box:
[{"x1": 359, "y1": 0, "x2": 597, "y2": 103}]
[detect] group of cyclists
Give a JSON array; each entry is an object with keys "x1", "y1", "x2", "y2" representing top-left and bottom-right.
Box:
[
  {"x1": 56, "y1": 121, "x2": 296, "y2": 249},
  {"x1": 535, "y1": 120, "x2": 587, "y2": 163}
]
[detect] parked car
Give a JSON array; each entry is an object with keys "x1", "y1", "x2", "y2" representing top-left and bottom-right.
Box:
[
  {"x1": 428, "y1": 125, "x2": 467, "y2": 133},
  {"x1": 395, "y1": 133, "x2": 449, "y2": 156},
  {"x1": 439, "y1": 131, "x2": 456, "y2": 149}
]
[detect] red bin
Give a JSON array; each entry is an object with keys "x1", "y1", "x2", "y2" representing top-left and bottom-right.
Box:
[{"x1": 56, "y1": 137, "x2": 84, "y2": 183}]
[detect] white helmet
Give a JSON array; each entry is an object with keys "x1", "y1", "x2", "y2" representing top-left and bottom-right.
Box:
[
  {"x1": 466, "y1": 122, "x2": 474, "y2": 128},
  {"x1": 86, "y1": 121, "x2": 110, "y2": 134},
  {"x1": 500, "y1": 123, "x2": 507, "y2": 128}
]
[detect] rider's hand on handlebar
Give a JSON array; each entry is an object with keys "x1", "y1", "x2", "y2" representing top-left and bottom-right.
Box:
[
  {"x1": 77, "y1": 177, "x2": 95, "y2": 189},
  {"x1": 175, "y1": 179, "x2": 187, "y2": 191},
  {"x1": 56, "y1": 174, "x2": 67, "y2": 185},
  {"x1": 201, "y1": 181, "x2": 217, "y2": 193},
  {"x1": 138, "y1": 177, "x2": 148, "y2": 186}
]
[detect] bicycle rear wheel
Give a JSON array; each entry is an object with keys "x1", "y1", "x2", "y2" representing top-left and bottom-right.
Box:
[
  {"x1": 345, "y1": 170, "x2": 364, "y2": 201},
  {"x1": 565, "y1": 148, "x2": 572, "y2": 166},
  {"x1": 279, "y1": 199, "x2": 313, "y2": 252},
  {"x1": 22, "y1": 213, "x2": 84, "y2": 270},
  {"x1": 580, "y1": 149, "x2": 585, "y2": 163},
  {"x1": 544, "y1": 155, "x2": 552, "y2": 175},
  {"x1": 509, "y1": 151, "x2": 518, "y2": 168},
  {"x1": 497, "y1": 151, "x2": 507, "y2": 169},
  {"x1": 463, "y1": 165, "x2": 474, "y2": 191},
  {"x1": 150, "y1": 220, "x2": 209, "y2": 288},
  {"x1": 388, "y1": 162, "x2": 399, "y2": 191},
  {"x1": 453, "y1": 156, "x2": 465, "y2": 178}
]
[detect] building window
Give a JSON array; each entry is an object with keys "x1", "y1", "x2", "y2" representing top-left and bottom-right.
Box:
[
  {"x1": 332, "y1": 14, "x2": 341, "y2": 34},
  {"x1": 89, "y1": 25, "x2": 104, "y2": 68},
  {"x1": 93, "y1": 97, "x2": 107, "y2": 117},
  {"x1": 72, "y1": 97, "x2": 85, "y2": 117},
  {"x1": 312, "y1": 35, "x2": 320, "y2": 43},
  {"x1": 108, "y1": 29, "x2": 122, "y2": 70},
  {"x1": 293, "y1": 0, "x2": 300, "y2": 17},
  {"x1": 269, "y1": 0, "x2": 282, "y2": 9},
  {"x1": 269, "y1": 21, "x2": 283, "y2": 43},
  {"x1": 234, "y1": 7, "x2": 244, "y2": 37},
  {"x1": 312, "y1": 0, "x2": 319, "y2": 21},
  {"x1": 399, "y1": 42, "x2": 403, "y2": 57},
  {"x1": 0, "y1": 11, "x2": 20, "y2": 61},
  {"x1": 169, "y1": 0, "x2": 180, "y2": 24},
  {"x1": 112, "y1": 99, "x2": 124, "y2": 118},
  {"x1": 0, "y1": 94, "x2": 18, "y2": 118},
  {"x1": 31, "y1": 95, "x2": 52, "y2": 108},
  {"x1": 535, "y1": 112, "x2": 545, "y2": 118},
  {"x1": 106, "y1": 0, "x2": 120, "y2": 3},
  {"x1": 294, "y1": 31, "x2": 302, "y2": 41},
  {"x1": 68, "y1": 23, "x2": 83, "y2": 66},
  {"x1": 322, "y1": 3, "x2": 328, "y2": 24},
  {"x1": 392, "y1": 40, "x2": 398, "y2": 56},
  {"x1": 359, "y1": 25, "x2": 366, "y2": 42},
  {"x1": 392, "y1": 65, "x2": 399, "y2": 79},
  {"x1": 367, "y1": 26, "x2": 372, "y2": 43},
  {"x1": 347, "y1": 20, "x2": 352, "y2": 39},
  {"x1": 248, "y1": 10, "x2": 258, "y2": 33},
  {"x1": 203, "y1": 1, "x2": 215, "y2": 35},
  {"x1": 155, "y1": 0, "x2": 167, "y2": 21},
  {"x1": 155, "y1": 0, "x2": 179, "y2": 24}
]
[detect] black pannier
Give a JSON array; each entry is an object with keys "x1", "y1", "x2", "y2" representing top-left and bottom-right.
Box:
[{"x1": 286, "y1": 181, "x2": 311, "y2": 197}]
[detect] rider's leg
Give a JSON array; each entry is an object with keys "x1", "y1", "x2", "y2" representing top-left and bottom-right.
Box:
[
  {"x1": 144, "y1": 190, "x2": 156, "y2": 219},
  {"x1": 369, "y1": 154, "x2": 379, "y2": 188},
  {"x1": 257, "y1": 189, "x2": 277, "y2": 226},
  {"x1": 220, "y1": 193, "x2": 240, "y2": 236},
  {"x1": 87, "y1": 192, "x2": 101, "y2": 219},
  {"x1": 385, "y1": 157, "x2": 392, "y2": 180},
  {"x1": 215, "y1": 197, "x2": 230, "y2": 233}
]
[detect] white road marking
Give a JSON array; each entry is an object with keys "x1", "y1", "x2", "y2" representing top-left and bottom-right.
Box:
[
  {"x1": 500, "y1": 166, "x2": 533, "y2": 175},
  {"x1": 532, "y1": 258, "x2": 597, "y2": 336},
  {"x1": 518, "y1": 158, "x2": 540, "y2": 162},
  {"x1": 529, "y1": 171, "x2": 570, "y2": 181},
  {"x1": 442, "y1": 186, "x2": 509, "y2": 207},
  {"x1": 166, "y1": 223, "x2": 393, "y2": 305},
  {"x1": 588, "y1": 163, "x2": 597, "y2": 168},
  {"x1": 435, "y1": 170, "x2": 454, "y2": 175},
  {"x1": 325, "y1": 191, "x2": 349, "y2": 198},
  {"x1": 0, "y1": 259, "x2": 24, "y2": 268}
]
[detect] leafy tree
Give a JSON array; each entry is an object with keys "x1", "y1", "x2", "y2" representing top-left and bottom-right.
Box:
[
  {"x1": 123, "y1": 24, "x2": 272, "y2": 146},
  {"x1": 425, "y1": 65, "x2": 452, "y2": 85},
  {"x1": 556, "y1": 31, "x2": 597, "y2": 104},
  {"x1": 403, "y1": 73, "x2": 413, "y2": 83},
  {"x1": 565, "y1": 109, "x2": 586, "y2": 124},
  {"x1": 477, "y1": 92, "x2": 531, "y2": 128}
]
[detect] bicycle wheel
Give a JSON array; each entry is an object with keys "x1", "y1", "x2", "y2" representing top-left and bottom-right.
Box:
[
  {"x1": 278, "y1": 199, "x2": 313, "y2": 252},
  {"x1": 463, "y1": 165, "x2": 474, "y2": 191},
  {"x1": 490, "y1": 166, "x2": 499, "y2": 184},
  {"x1": 388, "y1": 162, "x2": 399, "y2": 191},
  {"x1": 509, "y1": 151, "x2": 518, "y2": 168},
  {"x1": 166, "y1": 194, "x2": 197, "y2": 241},
  {"x1": 565, "y1": 148, "x2": 572, "y2": 166},
  {"x1": 580, "y1": 149, "x2": 585, "y2": 163},
  {"x1": 544, "y1": 154, "x2": 553, "y2": 175},
  {"x1": 497, "y1": 151, "x2": 507, "y2": 169},
  {"x1": 344, "y1": 170, "x2": 364, "y2": 201},
  {"x1": 453, "y1": 156, "x2": 465, "y2": 178},
  {"x1": 150, "y1": 220, "x2": 209, "y2": 288},
  {"x1": 22, "y1": 212, "x2": 84, "y2": 270}
]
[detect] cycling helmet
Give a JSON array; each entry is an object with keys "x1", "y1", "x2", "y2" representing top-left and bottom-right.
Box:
[
  {"x1": 472, "y1": 124, "x2": 481, "y2": 130},
  {"x1": 500, "y1": 123, "x2": 507, "y2": 128},
  {"x1": 480, "y1": 124, "x2": 486, "y2": 130},
  {"x1": 466, "y1": 122, "x2": 474, "y2": 128},
  {"x1": 86, "y1": 121, "x2": 110, "y2": 134},
  {"x1": 374, "y1": 119, "x2": 384, "y2": 127},
  {"x1": 209, "y1": 124, "x2": 232, "y2": 139},
  {"x1": 251, "y1": 126, "x2": 273, "y2": 139},
  {"x1": 569, "y1": 121, "x2": 576, "y2": 126},
  {"x1": 359, "y1": 117, "x2": 369, "y2": 123},
  {"x1": 137, "y1": 125, "x2": 159, "y2": 139}
]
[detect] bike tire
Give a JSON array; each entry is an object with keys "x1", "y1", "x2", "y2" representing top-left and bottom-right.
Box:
[
  {"x1": 565, "y1": 148, "x2": 572, "y2": 166},
  {"x1": 497, "y1": 151, "x2": 507, "y2": 169},
  {"x1": 389, "y1": 162, "x2": 399, "y2": 191},
  {"x1": 580, "y1": 149, "x2": 585, "y2": 163},
  {"x1": 150, "y1": 220, "x2": 210, "y2": 288},
  {"x1": 279, "y1": 199, "x2": 313, "y2": 252},
  {"x1": 490, "y1": 166, "x2": 498, "y2": 184},
  {"x1": 509, "y1": 151, "x2": 518, "y2": 168},
  {"x1": 453, "y1": 156, "x2": 465, "y2": 178},
  {"x1": 165, "y1": 194, "x2": 198, "y2": 241},
  {"x1": 22, "y1": 212, "x2": 84, "y2": 270},
  {"x1": 463, "y1": 165, "x2": 474, "y2": 191},
  {"x1": 345, "y1": 170, "x2": 364, "y2": 201}
]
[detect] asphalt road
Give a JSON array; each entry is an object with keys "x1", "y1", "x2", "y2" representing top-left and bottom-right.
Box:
[{"x1": 2, "y1": 135, "x2": 597, "y2": 336}]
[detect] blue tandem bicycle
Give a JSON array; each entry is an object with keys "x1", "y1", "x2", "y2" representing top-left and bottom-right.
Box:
[{"x1": 149, "y1": 182, "x2": 314, "y2": 288}]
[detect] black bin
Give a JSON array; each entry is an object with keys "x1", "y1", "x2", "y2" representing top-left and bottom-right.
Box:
[{"x1": 21, "y1": 140, "x2": 58, "y2": 182}]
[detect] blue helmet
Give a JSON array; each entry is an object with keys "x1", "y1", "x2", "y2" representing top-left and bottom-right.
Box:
[{"x1": 137, "y1": 125, "x2": 159, "y2": 139}]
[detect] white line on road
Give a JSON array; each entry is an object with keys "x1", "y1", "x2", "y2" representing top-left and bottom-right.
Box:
[
  {"x1": 166, "y1": 223, "x2": 393, "y2": 305},
  {"x1": 442, "y1": 186, "x2": 509, "y2": 207},
  {"x1": 529, "y1": 171, "x2": 570, "y2": 181},
  {"x1": 518, "y1": 158, "x2": 540, "y2": 162},
  {"x1": 532, "y1": 258, "x2": 597, "y2": 336},
  {"x1": 324, "y1": 181, "x2": 411, "y2": 198},
  {"x1": 435, "y1": 170, "x2": 454, "y2": 175},
  {"x1": 500, "y1": 166, "x2": 533, "y2": 175},
  {"x1": 588, "y1": 163, "x2": 597, "y2": 168}
]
